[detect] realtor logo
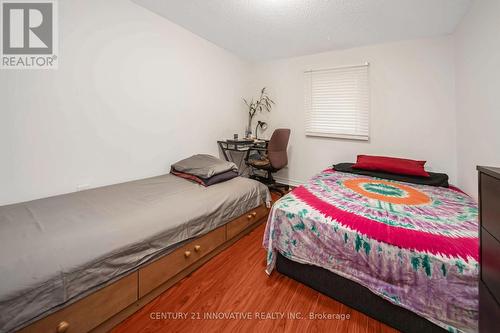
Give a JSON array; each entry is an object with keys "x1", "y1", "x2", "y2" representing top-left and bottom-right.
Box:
[{"x1": 1, "y1": 0, "x2": 58, "y2": 69}]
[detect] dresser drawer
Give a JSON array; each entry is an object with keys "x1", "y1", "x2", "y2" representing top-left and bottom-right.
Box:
[
  {"x1": 480, "y1": 281, "x2": 500, "y2": 333},
  {"x1": 481, "y1": 173, "x2": 500, "y2": 240},
  {"x1": 139, "y1": 226, "x2": 225, "y2": 297},
  {"x1": 481, "y1": 227, "x2": 500, "y2": 303},
  {"x1": 20, "y1": 273, "x2": 137, "y2": 333},
  {"x1": 227, "y1": 205, "x2": 268, "y2": 239}
]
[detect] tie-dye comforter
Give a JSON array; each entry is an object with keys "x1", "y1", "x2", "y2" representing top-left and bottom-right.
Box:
[{"x1": 263, "y1": 169, "x2": 479, "y2": 333}]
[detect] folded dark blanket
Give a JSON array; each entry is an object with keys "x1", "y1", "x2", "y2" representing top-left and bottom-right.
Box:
[
  {"x1": 171, "y1": 169, "x2": 238, "y2": 187},
  {"x1": 333, "y1": 163, "x2": 449, "y2": 188}
]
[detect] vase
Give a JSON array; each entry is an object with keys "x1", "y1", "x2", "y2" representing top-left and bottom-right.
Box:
[{"x1": 246, "y1": 115, "x2": 254, "y2": 138}]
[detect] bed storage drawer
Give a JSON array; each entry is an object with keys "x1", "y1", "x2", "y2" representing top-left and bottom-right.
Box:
[
  {"x1": 227, "y1": 204, "x2": 268, "y2": 239},
  {"x1": 19, "y1": 273, "x2": 137, "y2": 333},
  {"x1": 138, "y1": 226, "x2": 225, "y2": 297}
]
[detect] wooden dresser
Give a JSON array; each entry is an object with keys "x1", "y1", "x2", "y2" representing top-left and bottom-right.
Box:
[{"x1": 477, "y1": 166, "x2": 500, "y2": 332}]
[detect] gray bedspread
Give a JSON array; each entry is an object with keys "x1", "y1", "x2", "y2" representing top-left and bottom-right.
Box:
[{"x1": 0, "y1": 175, "x2": 270, "y2": 332}]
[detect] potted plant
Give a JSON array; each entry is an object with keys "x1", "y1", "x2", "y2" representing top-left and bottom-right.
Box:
[{"x1": 243, "y1": 87, "x2": 275, "y2": 138}]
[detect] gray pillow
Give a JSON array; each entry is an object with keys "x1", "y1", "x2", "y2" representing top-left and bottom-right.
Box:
[{"x1": 171, "y1": 154, "x2": 238, "y2": 178}]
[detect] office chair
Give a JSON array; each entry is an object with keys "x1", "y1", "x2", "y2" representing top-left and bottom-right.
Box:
[{"x1": 246, "y1": 128, "x2": 291, "y2": 195}]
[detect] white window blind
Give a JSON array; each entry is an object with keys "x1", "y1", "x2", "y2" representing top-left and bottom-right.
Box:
[{"x1": 305, "y1": 63, "x2": 369, "y2": 140}]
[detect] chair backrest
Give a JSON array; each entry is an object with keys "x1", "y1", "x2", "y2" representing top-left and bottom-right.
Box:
[{"x1": 267, "y1": 129, "x2": 291, "y2": 170}]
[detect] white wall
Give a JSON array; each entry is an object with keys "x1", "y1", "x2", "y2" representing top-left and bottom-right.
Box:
[
  {"x1": 249, "y1": 37, "x2": 457, "y2": 187},
  {"x1": 0, "y1": 0, "x2": 249, "y2": 205},
  {"x1": 455, "y1": 0, "x2": 500, "y2": 199},
  {"x1": 1, "y1": 1, "x2": 487, "y2": 205}
]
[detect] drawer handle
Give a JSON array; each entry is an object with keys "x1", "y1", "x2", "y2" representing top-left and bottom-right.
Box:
[
  {"x1": 57, "y1": 321, "x2": 69, "y2": 333},
  {"x1": 194, "y1": 245, "x2": 201, "y2": 252},
  {"x1": 252, "y1": 212, "x2": 257, "y2": 217},
  {"x1": 247, "y1": 214, "x2": 253, "y2": 220},
  {"x1": 184, "y1": 251, "x2": 191, "y2": 258}
]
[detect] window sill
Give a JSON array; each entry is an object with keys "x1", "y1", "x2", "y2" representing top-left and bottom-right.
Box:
[{"x1": 305, "y1": 132, "x2": 369, "y2": 141}]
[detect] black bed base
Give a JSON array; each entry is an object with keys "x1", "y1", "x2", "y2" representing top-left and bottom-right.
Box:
[{"x1": 276, "y1": 253, "x2": 446, "y2": 333}]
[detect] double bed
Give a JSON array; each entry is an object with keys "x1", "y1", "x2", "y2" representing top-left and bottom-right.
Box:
[
  {"x1": 264, "y1": 167, "x2": 478, "y2": 333},
  {"x1": 0, "y1": 174, "x2": 270, "y2": 332}
]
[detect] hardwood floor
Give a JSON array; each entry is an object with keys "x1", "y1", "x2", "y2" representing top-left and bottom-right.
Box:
[{"x1": 113, "y1": 216, "x2": 399, "y2": 333}]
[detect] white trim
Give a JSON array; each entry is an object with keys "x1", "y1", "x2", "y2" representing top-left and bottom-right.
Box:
[
  {"x1": 274, "y1": 176, "x2": 305, "y2": 187},
  {"x1": 306, "y1": 132, "x2": 369, "y2": 141}
]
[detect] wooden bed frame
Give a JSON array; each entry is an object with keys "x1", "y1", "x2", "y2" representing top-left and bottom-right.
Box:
[{"x1": 18, "y1": 204, "x2": 270, "y2": 333}]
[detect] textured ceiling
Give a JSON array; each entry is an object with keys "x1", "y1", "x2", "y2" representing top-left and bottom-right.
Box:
[{"x1": 133, "y1": 0, "x2": 471, "y2": 62}]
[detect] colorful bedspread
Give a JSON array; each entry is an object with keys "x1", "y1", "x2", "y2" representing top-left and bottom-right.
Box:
[{"x1": 264, "y1": 169, "x2": 479, "y2": 333}]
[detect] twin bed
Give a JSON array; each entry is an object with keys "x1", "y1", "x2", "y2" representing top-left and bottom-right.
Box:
[
  {"x1": 0, "y1": 173, "x2": 270, "y2": 332},
  {"x1": 264, "y1": 166, "x2": 479, "y2": 333}
]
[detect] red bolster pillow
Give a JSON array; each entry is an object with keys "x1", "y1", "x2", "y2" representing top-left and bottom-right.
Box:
[{"x1": 352, "y1": 155, "x2": 430, "y2": 177}]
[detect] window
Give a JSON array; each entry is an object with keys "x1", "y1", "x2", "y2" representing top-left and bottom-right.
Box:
[{"x1": 305, "y1": 63, "x2": 370, "y2": 140}]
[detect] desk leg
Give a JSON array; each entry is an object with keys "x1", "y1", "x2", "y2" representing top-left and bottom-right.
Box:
[
  {"x1": 227, "y1": 150, "x2": 249, "y2": 176},
  {"x1": 218, "y1": 142, "x2": 230, "y2": 161}
]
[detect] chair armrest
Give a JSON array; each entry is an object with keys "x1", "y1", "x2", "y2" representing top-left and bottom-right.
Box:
[
  {"x1": 244, "y1": 147, "x2": 268, "y2": 163},
  {"x1": 249, "y1": 147, "x2": 268, "y2": 152}
]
